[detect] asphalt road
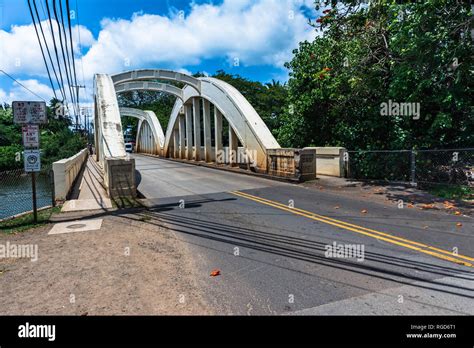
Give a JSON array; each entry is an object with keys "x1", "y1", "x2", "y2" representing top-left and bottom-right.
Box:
[{"x1": 133, "y1": 154, "x2": 474, "y2": 315}]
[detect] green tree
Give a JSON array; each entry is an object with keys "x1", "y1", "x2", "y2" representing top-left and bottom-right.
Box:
[
  {"x1": 0, "y1": 99, "x2": 86, "y2": 171},
  {"x1": 279, "y1": 0, "x2": 473, "y2": 150}
]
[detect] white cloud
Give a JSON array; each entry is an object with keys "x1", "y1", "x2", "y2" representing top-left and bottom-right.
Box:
[
  {"x1": 1, "y1": 0, "x2": 317, "y2": 104},
  {"x1": 0, "y1": 20, "x2": 93, "y2": 77},
  {"x1": 81, "y1": 0, "x2": 316, "y2": 75},
  {"x1": 0, "y1": 79, "x2": 56, "y2": 104}
]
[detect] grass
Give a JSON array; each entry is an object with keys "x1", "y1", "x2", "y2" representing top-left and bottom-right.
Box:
[
  {"x1": 112, "y1": 196, "x2": 145, "y2": 209},
  {"x1": 0, "y1": 206, "x2": 61, "y2": 235},
  {"x1": 427, "y1": 184, "x2": 473, "y2": 200}
]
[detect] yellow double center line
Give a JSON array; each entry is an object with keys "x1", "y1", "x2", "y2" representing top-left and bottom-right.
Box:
[{"x1": 230, "y1": 190, "x2": 474, "y2": 268}]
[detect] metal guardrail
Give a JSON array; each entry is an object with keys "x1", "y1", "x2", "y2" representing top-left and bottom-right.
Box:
[
  {"x1": 346, "y1": 148, "x2": 474, "y2": 187},
  {"x1": 0, "y1": 165, "x2": 54, "y2": 220}
]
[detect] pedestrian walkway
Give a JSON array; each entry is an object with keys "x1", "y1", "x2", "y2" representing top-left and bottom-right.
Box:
[{"x1": 61, "y1": 157, "x2": 113, "y2": 212}]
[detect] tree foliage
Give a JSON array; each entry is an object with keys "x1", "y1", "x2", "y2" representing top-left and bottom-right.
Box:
[
  {"x1": 0, "y1": 99, "x2": 86, "y2": 171},
  {"x1": 279, "y1": 0, "x2": 473, "y2": 150}
]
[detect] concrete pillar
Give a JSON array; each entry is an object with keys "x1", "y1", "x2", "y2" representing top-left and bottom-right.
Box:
[
  {"x1": 143, "y1": 124, "x2": 147, "y2": 153},
  {"x1": 144, "y1": 124, "x2": 148, "y2": 153},
  {"x1": 173, "y1": 129, "x2": 179, "y2": 158},
  {"x1": 203, "y1": 100, "x2": 212, "y2": 162},
  {"x1": 93, "y1": 99, "x2": 100, "y2": 162},
  {"x1": 146, "y1": 124, "x2": 150, "y2": 153},
  {"x1": 136, "y1": 119, "x2": 143, "y2": 153},
  {"x1": 185, "y1": 104, "x2": 193, "y2": 160},
  {"x1": 145, "y1": 124, "x2": 149, "y2": 153},
  {"x1": 178, "y1": 114, "x2": 185, "y2": 159},
  {"x1": 193, "y1": 98, "x2": 201, "y2": 161},
  {"x1": 214, "y1": 108, "x2": 223, "y2": 164},
  {"x1": 229, "y1": 126, "x2": 238, "y2": 166}
]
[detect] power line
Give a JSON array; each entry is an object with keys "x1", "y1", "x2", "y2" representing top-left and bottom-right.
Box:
[
  {"x1": 58, "y1": 0, "x2": 78, "y2": 116},
  {"x1": 45, "y1": 0, "x2": 68, "y2": 106},
  {"x1": 26, "y1": 0, "x2": 57, "y2": 100},
  {"x1": 52, "y1": 0, "x2": 76, "y2": 110},
  {"x1": 31, "y1": 0, "x2": 66, "y2": 101},
  {"x1": 0, "y1": 69, "x2": 47, "y2": 102},
  {"x1": 66, "y1": 0, "x2": 79, "y2": 110},
  {"x1": 75, "y1": 0, "x2": 87, "y2": 98}
]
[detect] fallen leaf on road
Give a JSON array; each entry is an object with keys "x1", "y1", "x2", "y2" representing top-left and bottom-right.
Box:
[
  {"x1": 443, "y1": 201, "x2": 455, "y2": 210},
  {"x1": 423, "y1": 226, "x2": 429, "y2": 229},
  {"x1": 334, "y1": 205, "x2": 340, "y2": 209},
  {"x1": 421, "y1": 203, "x2": 435, "y2": 209},
  {"x1": 210, "y1": 269, "x2": 221, "y2": 277},
  {"x1": 361, "y1": 209, "x2": 368, "y2": 214},
  {"x1": 407, "y1": 203, "x2": 414, "y2": 208},
  {"x1": 454, "y1": 211, "x2": 462, "y2": 216},
  {"x1": 456, "y1": 223, "x2": 463, "y2": 228}
]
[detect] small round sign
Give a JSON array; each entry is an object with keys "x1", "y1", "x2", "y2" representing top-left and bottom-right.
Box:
[{"x1": 27, "y1": 154, "x2": 38, "y2": 164}]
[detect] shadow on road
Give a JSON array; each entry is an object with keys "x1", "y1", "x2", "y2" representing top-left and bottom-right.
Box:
[{"x1": 52, "y1": 193, "x2": 474, "y2": 301}]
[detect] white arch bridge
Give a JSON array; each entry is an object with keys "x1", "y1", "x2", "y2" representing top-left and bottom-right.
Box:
[{"x1": 94, "y1": 69, "x2": 285, "y2": 197}]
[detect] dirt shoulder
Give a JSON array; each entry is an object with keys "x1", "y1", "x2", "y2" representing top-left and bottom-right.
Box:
[
  {"x1": 0, "y1": 209, "x2": 211, "y2": 315},
  {"x1": 303, "y1": 175, "x2": 473, "y2": 216}
]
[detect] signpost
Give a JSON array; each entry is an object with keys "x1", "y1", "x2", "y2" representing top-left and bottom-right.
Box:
[
  {"x1": 13, "y1": 101, "x2": 47, "y2": 222},
  {"x1": 12, "y1": 101, "x2": 47, "y2": 124},
  {"x1": 22, "y1": 125, "x2": 40, "y2": 148},
  {"x1": 23, "y1": 149, "x2": 41, "y2": 172}
]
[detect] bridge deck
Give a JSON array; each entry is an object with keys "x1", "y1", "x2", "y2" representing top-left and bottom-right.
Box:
[
  {"x1": 133, "y1": 154, "x2": 474, "y2": 314},
  {"x1": 61, "y1": 157, "x2": 113, "y2": 212}
]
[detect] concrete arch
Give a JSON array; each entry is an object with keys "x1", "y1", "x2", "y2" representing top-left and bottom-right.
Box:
[
  {"x1": 163, "y1": 77, "x2": 280, "y2": 170},
  {"x1": 111, "y1": 69, "x2": 201, "y2": 93},
  {"x1": 96, "y1": 69, "x2": 280, "y2": 174},
  {"x1": 115, "y1": 81, "x2": 184, "y2": 100},
  {"x1": 94, "y1": 74, "x2": 127, "y2": 163},
  {"x1": 94, "y1": 74, "x2": 136, "y2": 198},
  {"x1": 119, "y1": 107, "x2": 165, "y2": 155}
]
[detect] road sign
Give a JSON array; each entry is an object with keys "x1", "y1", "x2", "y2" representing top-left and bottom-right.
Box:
[
  {"x1": 24, "y1": 150, "x2": 41, "y2": 172},
  {"x1": 13, "y1": 101, "x2": 47, "y2": 124},
  {"x1": 22, "y1": 125, "x2": 40, "y2": 148}
]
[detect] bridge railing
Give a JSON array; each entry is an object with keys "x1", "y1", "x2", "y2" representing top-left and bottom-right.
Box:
[{"x1": 52, "y1": 148, "x2": 88, "y2": 201}]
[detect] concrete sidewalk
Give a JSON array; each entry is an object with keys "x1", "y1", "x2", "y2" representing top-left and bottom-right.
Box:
[{"x1": 61, "y1": 157, "x2": 113, "y2": 212}]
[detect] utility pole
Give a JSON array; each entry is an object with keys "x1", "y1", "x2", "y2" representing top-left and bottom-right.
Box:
[{"x1": 71, "y1": 85, "x2": 85, "y2": 131}]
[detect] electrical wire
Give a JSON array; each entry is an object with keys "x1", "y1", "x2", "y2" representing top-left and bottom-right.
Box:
[
  {"x1": 32, "y1": 0, "x2": 66, "y2": 101},
  {"x1": 26, "y1": 0, "x2": 57, "y2": 100},
  {"x1": 45, "y1": 0, "x2": 68, "y2": 106},
  {"x1": 51, "y1": 0, "x2": 76, "y2": 111},
  {"x1": 58, "y1": 0, "x2": 78, "y2": 117},
  {"x1": 0, "y1": 69, "x2": 47, "y2": 102},
  {"x1": 66, "y1": 0, "x2": 79, "y2": 109}
]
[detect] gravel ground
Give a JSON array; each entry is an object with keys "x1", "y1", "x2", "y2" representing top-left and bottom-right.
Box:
[{"x1": 0, "y1": 210, "x2": 211, "y2": 315}]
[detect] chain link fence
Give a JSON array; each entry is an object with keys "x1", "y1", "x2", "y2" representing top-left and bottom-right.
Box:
[
  {"x1": 346, "y1": 148, "x2": 474, "y2": 187},
  {"x1": 0, "y1": 165, "x2": 54, "y2": 220}
]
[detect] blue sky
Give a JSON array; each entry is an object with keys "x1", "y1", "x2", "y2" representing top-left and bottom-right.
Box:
[{"x1": 0, "y1": 0, "x2": 318, "y2": 105}]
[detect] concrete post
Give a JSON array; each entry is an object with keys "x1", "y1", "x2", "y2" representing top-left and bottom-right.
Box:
[
  {"x1": 229, "y1": 126, "x2": 238, "y2": 166},
  {"x1": 136, "y1": 119, "x2": 143, "y2": 153},
  {"x1": 214, "y1": 108, "x2": 223, "y2": 164},
  {"x1": 203, "y1": 99, "x2": 212, "y2": 162},
  {"x1": 185, "y1": 104, "x2": 193, "y2": 160},
  {"x1": 144, "y1": 124, "x2": 148, "y2": 153},
  {"x1": 173, "y1": 129, "x2": 179, "y2": 158},
  {"x1": 146, "y1": 124, "x2": 150, "y2": 153},
  {"x1": 193, "y1": 98, "x2": 201, "y2": 161},
  {"x1": 178, "y1": 114, "x2": 185, "y2": 159}
]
